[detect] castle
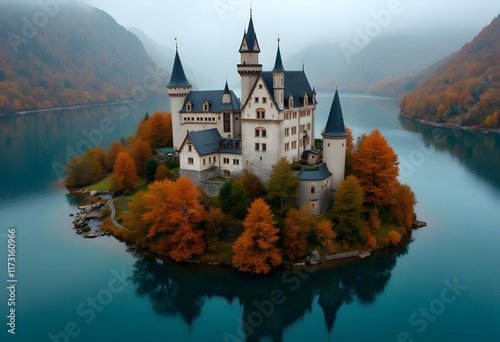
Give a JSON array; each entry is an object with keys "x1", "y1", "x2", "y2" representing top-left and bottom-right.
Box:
[{"x1": 167, "y1": 13, "x2": 347, "y2": 215}]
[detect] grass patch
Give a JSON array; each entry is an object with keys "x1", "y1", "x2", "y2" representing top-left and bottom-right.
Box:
[
  {"x1": 86, "y1": 173, "x2": 114, "y2": 191},
  {"x1": 124, "y1": 178, "x2": 148, "y2": 200}
]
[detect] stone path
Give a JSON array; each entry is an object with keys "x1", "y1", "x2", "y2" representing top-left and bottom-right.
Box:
[{"x1": 107, "y1": 198, "x2": 133, "y2": 232}]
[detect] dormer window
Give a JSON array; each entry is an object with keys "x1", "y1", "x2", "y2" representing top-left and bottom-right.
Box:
[
  {"x1": 186, "y1": 101, "x2": 192, "y2": 112},
  {"x1": 304, "y1": 94, "x2": 308, "y2": 106},
  {"x1": 203, "y1": 100, "x2": 209, "y2": 111},
  {"x1": 289, "y1": 96, "x2": 294, "y2": 109}
]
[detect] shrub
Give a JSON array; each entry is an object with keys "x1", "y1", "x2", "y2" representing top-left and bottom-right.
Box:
[
  {"x1": 366, "y1": 235, "x2": 377, "y2": 249},
  {"x1": 387, "y1": 230, "x2": 402, "y2": 246},
  {"x1": 290, "y1": 162, "x2": 302, "y2": 171}
]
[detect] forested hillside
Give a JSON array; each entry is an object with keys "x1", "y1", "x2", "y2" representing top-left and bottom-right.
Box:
[
  {"x1": 400, "y1": 15, "x2": 500, "y2": 129},
  {"x1": 0, "y1": 1, "x2": 169, "y2": 113}
]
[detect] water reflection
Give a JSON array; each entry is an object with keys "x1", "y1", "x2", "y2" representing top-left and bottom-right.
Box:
[
  {"x1": 129, "y1": 234, "x2": 411, "y2": 341},
  {"x1": 399, "y1": 115, "x2": 500, "y2": 191}
]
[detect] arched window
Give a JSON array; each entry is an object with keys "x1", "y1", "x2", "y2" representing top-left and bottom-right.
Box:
[
  {"x1": 186, "y1": 101, "x2": 192, "y2": 111},
  {"x1": 310, "y1": 185, "x2": 315, "y2": 194}
]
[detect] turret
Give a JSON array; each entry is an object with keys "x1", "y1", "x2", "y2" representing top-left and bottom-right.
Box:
[
  {"x1": 167, "y1": 44, "x2": 192, "y2": 149},
  {"x1": 237, "y1": 11, "x2": 262, "y2": 105},
  {"x1": 272, "y1": 39, "x2": 285, "y2": 110},
  {"x1": 322, "y1": 89, "x2": 347, "y2": 190},
  {"x1": 222, "y1": 80, "x2": 231, "y2": 104}
]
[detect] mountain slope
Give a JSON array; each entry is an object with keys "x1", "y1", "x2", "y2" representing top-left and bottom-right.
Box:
[
  {"x1": 400, "y1": 15, "x2": 500, "y2": 129},
  {"x1": 0, "y1": 1, "x2": 169, "y2": 113}
]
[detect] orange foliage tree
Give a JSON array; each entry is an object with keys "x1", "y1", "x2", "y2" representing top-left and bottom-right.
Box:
[
  {"x1": 147, "y1": 112, "x2": 173, "y2": 148},
  {"x1": 390, "y1": 184, "x2": 417, "y2": 231},
  {"x1": 283, "y1": 207, "x2": 313, "y2": 260},
  {"x1": 232, "y1": 198, "x2": 282, "y2": 274},
  {"x1": 236, "y1": 170, "x2": 265, "y2": 199},
  {"x1": 315, "y1": 220, "x2": 337, "y2": 253},
  {"x1": 106, "y1": 141, "x2": 126, "y2": 172},
  {"x1": 352, "y1": 129, "x2": 399, "y2": 206},
  {"x1": 143, "y1": 177, "x2": 206, "y2": 261},
  {"x1": 112, "y1": 152, "x2": 138, "y2": 191},
  {"x1": 130, "y1": 139, "x2": 152, "y2": 177},
  {"x1": 154, "y1": 164, "x2": 171, "y2": 181}
]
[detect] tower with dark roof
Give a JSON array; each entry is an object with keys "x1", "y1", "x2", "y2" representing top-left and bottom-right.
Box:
[
  {"x1": 322, "y1": 89, "x2": 347, "y2": 189},
  {"x1": 237, "y1": 11, "x2": 262, "y2": 105},
  {"x1": 167, "y1": 45, "x2": 192, "y2": 149}
]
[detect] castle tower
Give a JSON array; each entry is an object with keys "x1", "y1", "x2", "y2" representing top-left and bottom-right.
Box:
[
  {"x1": 272, "y1": 39, "x2": 285, "y2": 110},
  {"x1": 237, "y1": 11, "x2": 262, "y2": 105},
  {"x1": 167, "y1": 45, "x2": 192, "y2": 150},
  {"x1": 322, "y1": 89, "x2": 347, "y2": 189}
]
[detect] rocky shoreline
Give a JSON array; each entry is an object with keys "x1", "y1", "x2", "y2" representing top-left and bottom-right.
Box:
[{"x1": 70, "y1": 190, "x2": 112, "y2": 238}]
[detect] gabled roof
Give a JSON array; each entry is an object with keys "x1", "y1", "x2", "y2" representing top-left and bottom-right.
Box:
[
  {"x1": 272, "y1": 44, "x2": 285, "y2": 72},
  {"x1": 298, "y1": 163, "x2": 332, "y2": 181},
  {"x1": 167, "y1": 49, "x2": 191, "y2": 87},
  {"x1": 261, "y1": 71, "x2": 314, "y2": 109},
  {"x1": 322, "y1": 89, "x2": 347, "y2": 138},
  {"x1": 180, "y1": 90, "x2": 240, "y2": 112},
  {"x1": 184, "y1": 128, "x2": 242, "y2": 156}
]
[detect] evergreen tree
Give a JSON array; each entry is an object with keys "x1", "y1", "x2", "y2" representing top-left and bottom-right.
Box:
[
  {"x1": 332, "y1": 175, "x2": 364, "y2": 242},
  {"x1": 265, "y1": 157, "x2": 299, "y2": 214}
]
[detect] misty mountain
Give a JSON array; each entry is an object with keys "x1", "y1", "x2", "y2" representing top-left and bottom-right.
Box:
[
  {"x1": 400, "y1": 15, "x2": 500, "y2": 129},
  {"x1": 367, "y1": 52, "x2": 456, "y2": 97},
  {"x1": 0, "y1": 1, "x2": 169, "y2": 113},
  {"x1": 288, "y1": 29, "x2": 477, "y2": 93}
]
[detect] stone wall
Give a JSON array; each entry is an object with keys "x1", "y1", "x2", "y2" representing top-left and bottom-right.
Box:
[{"x1": 199, "y1": 181, "x2": 225, "y2": 197}]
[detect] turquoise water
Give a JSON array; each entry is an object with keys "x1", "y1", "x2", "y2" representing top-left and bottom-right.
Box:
[{"x1": 0, "y1": 96, "x2": 499, "y2": 341}]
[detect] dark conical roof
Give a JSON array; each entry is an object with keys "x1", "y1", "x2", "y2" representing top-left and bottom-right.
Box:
[
  {"x1": 167, "y1": 49, "x2": 191, "y2": 87},
  {"x1": 322, "y1": 89, "x2": 347, "y2": 137},
  {"x1": 273, "y1": 42, "x2": 285, "y2": 72},
  {"x1": 223, "y1": 80, "x2": 230, "y2": 94},
  {"x1": 239, "y1": 12, "x2": 260, "y2": 53}
]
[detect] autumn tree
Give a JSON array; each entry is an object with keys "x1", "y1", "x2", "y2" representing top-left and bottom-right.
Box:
[
  {"x1": 105, "y1": 141, "x2": 125, "y2": 172},
  {"x1": 484, "y1": 111, "x2": 499, "y2": 128},
  {"x1": 127, "y1": 191, "x2": 150, "y2": 246},
  {"x1": 93, "y1": 146, "x2": 108, "y2": 172},
  {"x1": 130, "y1": 139, "x2": 152, "y2": 177},
  {"x1": 147, "y1": 112, "x2": 173, "y2": 148},
  {"x1": 352, "y1": 129, "x2": 399, "y2": 206},
  {"x1": 265, "y1": 157, "x2": 300, "y2": 214},
  {"x1": 143, "y1": 177, "x2": 206, "y2": 261},
  {"x1": 345, "y1": 126, "x2": 355, "y2": 175},
  {"x1": 332, "y1": 175, "x2": 364, "y2": 242},
  {"x1": 283, "y1": 207, "x2": 314, "y2": 260},
  {"x1": 314, "y1": 220, "x2": 337, "y2": 253},
  {"x1": 204, "y1": 207, "x2": 224, "y2": 251},
  {"x1": 145, "y1": 159, "x2": 159, "y2": 183},
  {"x1": 112, "y1": 152, "x2": 138, "y2": 191},
  {"x1": 387, "y1": 230, "x2": 402, "y2": 246},
  {"x1": 236, "y1": 171, "x2": 265, "y2": 199},
  {"x1": 65, "y1": 148, "x2": 103, "y2": 187},
  {"x1": 154, "y1": 164, "x2": 171, "y2": 182},
  {"x1": 390, "y1": 183, "x2": 417, "y2": 231},
  {"x1": 232, "y1": 198, "x2": 282, "y2": 274}
]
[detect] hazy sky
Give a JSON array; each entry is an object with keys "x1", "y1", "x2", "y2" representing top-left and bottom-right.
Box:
[{"x1": 80, "y1": 0, "x2": 498, "y2": 82}]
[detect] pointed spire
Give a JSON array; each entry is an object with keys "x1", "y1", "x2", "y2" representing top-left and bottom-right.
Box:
[
  {"x1": 322, "y1": 89, "x2": 347, "y2": 138},
  {"x1": 223, "y1": 79, "x2": 230, "y2": 94},
  {"x1": 167, "y1": 42, "x2": 191, "y2": 87},
  {"x1": 239, "y1": 9, "x2": 260, "y2": 53},
  {"x1": 273, "y1": 38, "x2": 285, "y2": 72}
]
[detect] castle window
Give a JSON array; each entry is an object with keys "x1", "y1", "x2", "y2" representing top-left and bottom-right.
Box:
[
  {"x1": 188, "y1": 144, "x2": 192, "y2": 152},
  {"x1": 310, "y1": 201, "x2": 316, "y2": 209},
  {"x1": 259, "y1": 84, "x2": 263, "y2": 89},
  {"x1": 254, "y1": 97, "x2": 259, "y2": 103},
  {"x1": 224, "y1": 170, "x2": 231, "y2": 178},
  {"x1": 223, "y1": 113, "x2": 231, "y2": 133},
  {"x1": 186, "y1": 102, "x2": 192, "y2": 111},
  {"x1": 311, "y1": 186, "x2": 315, "y2": 194},
  {"x1": 233, "y1": 159, "x2": 240, "y2": 165},
  {"x1": 262, "y1": 97, "x2": 267, "y2": 104},
  {"x1": 203, "y1": 158, "x2": 206, "y2": 165},
  {"x1": 257, "y1": 109, "x2": 265, "y2": 119},
  {"x1": 223, "y1": 158, "x2": 230, "y2": 164},
  {"x1": 255, "y1": 128, "x2": 266, "y2": 138},
  {"x1": 289, "y1": 97, "x2": 293, "y2": 108},
  {"x1": 285, "y1": 128, "x2": 289, "y2": 136},
  {"x1": 188, "y1": 158, "x2": 194, "y2": 164},
  {"x1": 255, "y1": 143, "x2": 260, "y2": 151},
  {"x1": 214, "y1": 156, "x2": 216, "y2": 163},
  {"x1": 262, "y1": 143, "x2": 267, "y2": 152},
  {"x1": 255, "y1": 129, "x2": 260, "y2": 137},
  {"x1": 304, "y1": 95, "x2": 308, "y2": 106},
  {"x1": 209, "y1": 157, "x2": 211, "y2": 163},
  {"x1": 203, "y1": 101, "x2": 209, "y2": 111}
]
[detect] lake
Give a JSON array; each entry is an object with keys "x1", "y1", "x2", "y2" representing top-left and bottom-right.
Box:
[{"x1": 0, "y1": 95, "x2": 499, "y2": 341}]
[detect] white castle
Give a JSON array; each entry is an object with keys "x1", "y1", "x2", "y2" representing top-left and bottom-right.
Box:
[{"x1": 167, "y1": 13, "x2": 347, "y2": 215}]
